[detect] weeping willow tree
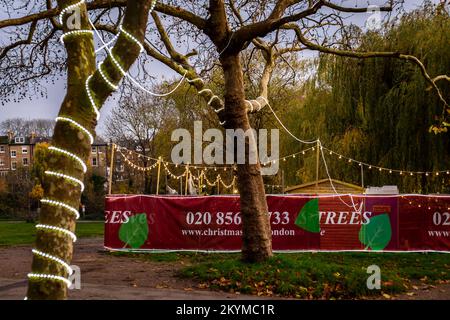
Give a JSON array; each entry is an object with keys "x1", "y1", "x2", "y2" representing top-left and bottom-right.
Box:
[{"x1": 279, "y1": 3, "x2": 450, "y2": 193}]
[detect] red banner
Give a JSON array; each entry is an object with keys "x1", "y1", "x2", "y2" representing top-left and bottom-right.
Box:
[{"x1": 104, "y1": 195, "x2": 450, "y2": 252}]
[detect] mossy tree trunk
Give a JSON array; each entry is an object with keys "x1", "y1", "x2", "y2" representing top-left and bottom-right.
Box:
[{"x1": 27, "y1": 0, "x2": 154, "y2": 300}]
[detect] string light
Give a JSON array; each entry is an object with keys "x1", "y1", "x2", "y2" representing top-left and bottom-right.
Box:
[
  {"x1": 35, "y1": 224, "x2": 77, "y2": 242},
  {"x1": 32, "y1": 249, "x2": 73, "y2": 275},
  {"x1": 40, "y1": 199, "x2": 80, "y2": 220},
  {"x1": 89, "y1": 10, "x2": 188, "y2": 99},
  {"x1": 118, "y1": 25, "x2": 144, "y2": 52},
  {"x1": 322, "y1": 146, "x2": 450, "y2": 177},
  {"x1": 55, "y1": 117, "x2": 94, "y2": 144},
  {"x1": 60, "y1": 30, "x2": 93, "y2": 44},
  {"x1": 48, "y1": 146, "x2": 87, "y2": 173},
  {"x1": 58, "y1": 0, "x2": 85, "y2": 24},
  {"x1": 45, "y1": 171, "x2": 85, "y2": 192},
  {"x1": 85, "y1": 75, "x2": 101, "y2": 121},
  {"x1": 27, "y1": 273, "x2": 72, "y2": 287},
  {"x1": 98, "y1": 61, "x2": 119, "y2": 90}
]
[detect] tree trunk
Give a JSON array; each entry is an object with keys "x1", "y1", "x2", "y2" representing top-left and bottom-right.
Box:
[
  {"x1": 27, "y1": 0, "x2": 154, "y2": 299},
  {"x1": 220, "y1": 54, "x2": 272, "y2": 262},
  {"x1": 26, "y1": 0, "x2": 96, "y2": 300}
]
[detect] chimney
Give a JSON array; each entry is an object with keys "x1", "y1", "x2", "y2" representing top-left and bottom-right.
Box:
[
  {"x1": 7, "y1": 131, "x2": 13, "y2": 141},
  {"x1": 31, "y1": 132, "x2": 36, "y2": 141}
]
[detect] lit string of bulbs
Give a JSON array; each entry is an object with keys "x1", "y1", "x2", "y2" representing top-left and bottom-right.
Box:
[
  {"x1": 321, "y1": 146, "x2": 450, "y2": 177},
  {"x1": 400, "y1": 195, "x2": 450, "y2": 210},
  {"x1": 116, "y1": 145, "x2": 237, "y2": 190},
  {"x1": 87, "y1": 1, "x2": 188, "y2": 101}
]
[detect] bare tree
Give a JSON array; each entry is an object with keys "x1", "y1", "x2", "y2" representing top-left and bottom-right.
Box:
[
  {"x1": 1, "y1": 118, "x2": 55, "y2": 137},
  {"x1": 106, "y1": 91, "x2": 179, "y2": 192},
  {"x1": 0, "y1": 0, "x2": 449, "y2": 299}
]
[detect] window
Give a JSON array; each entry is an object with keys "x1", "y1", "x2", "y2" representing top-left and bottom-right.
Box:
[
  {"x1": 118, "y1": 164, "x2": 124, "y2": 172},
  {"x1": 92, "y1": 157, "x2": 98, "y2": 167},
  {"x1": 98, "y1": 147, "x2": 103, "y2": 153},
  {"x1": 22, "y1": 158, "x2": 29, "y2": 166},
  {"x1": 22, "y1": 147, "x2": 28, "y2": 154},
  {"x1": 0, "y1": 159, "x2": 4, "y2": 166},
  {"x1": 11, "y1": 150, "x2": 16, "y2": 158},
  {"x1": 11, "y1": 162, "x2": 17, "y2": 170},
  {"x1": 91, "y1": 146, "x2": 97, "y2": 153},
  {"x1": 0, "y1": 146, "x2": 5, "y2": 153},
  {"x1": 15, "y1": 137, "x2": 25, "y2": 144}
]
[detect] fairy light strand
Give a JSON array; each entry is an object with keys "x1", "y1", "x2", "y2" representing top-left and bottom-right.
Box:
[
  {"x1": 32, "y1": 249, "x2": 73, "y2": 276},
  {"x1": 48, "y1": 146, "x2": 87, "y2": 173},
  {"x1": 85, "y1": 75, "x2": 101, "y2": 121},
  {"x1": 40, "y1": 199, "x2": 80, "y2": 219},
  {"x1": 58, "y1": 0, "x2": 85, "y2": 24},
  {"x1": 35, "y1": 224, "x2": 77, "y2": 242},
  {"x1": 60, "y1": 30, "x2": 93, "y2": 44},
  {"x1": 98, "y1": 61, "x2": 119, "y2": 90},
  {"x1": 56, "y1": 117, "x2": 94, "y2": 145},
  {"x1": 45, "y1": 170, "x2": 85, "y2": 192},
  {"x1": 27, "y1": 273, "x2": 72, "y2": 287}
]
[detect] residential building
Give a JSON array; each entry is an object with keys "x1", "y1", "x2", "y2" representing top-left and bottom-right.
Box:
[{"x1": 0, "y1": 133, "x2": 109, "y2": 178}]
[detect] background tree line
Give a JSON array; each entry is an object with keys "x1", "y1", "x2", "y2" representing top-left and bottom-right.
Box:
[{"x1": 268, "y1": 4, "x2": 450, "y2": 193}]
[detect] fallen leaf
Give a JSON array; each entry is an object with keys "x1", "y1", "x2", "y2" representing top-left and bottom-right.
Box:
[
  {"x1": 406, "y1": 292, "x2": 415, "y2": 296},
  {"x1": 382, "y1": 293, "x2": 391, "y2": 299},
  {"x1": 412, "y1": 285, "x2": 419, "y2": 290}
]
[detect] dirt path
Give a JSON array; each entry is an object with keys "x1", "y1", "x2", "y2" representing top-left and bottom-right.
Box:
[
  {"x1": 0, "y1": 238, "x2": 268, "y2": 300},
  {"x1": 0, "y1": 238, "x2": 449, "y2": 300}
]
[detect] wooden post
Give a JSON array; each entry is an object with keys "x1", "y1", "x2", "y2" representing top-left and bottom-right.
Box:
[
  {"x1": 281, "y1": 169, "x2": 285, "y2": 194},
  {"x1": 198, "y1": 170, "x2": 202, "y2": 195},
  {"x1": 361, "y1": 164, "x2": 365, "y2": 190},
  {"x1": 156, "y1": 157, "x2": 162, "y2": 195},
  {"x1": 217, "y1": 175, "x2": 220, "y2": 195},
  {"x1": 185, "y1": 164, "x2": 189, "y2": 195},
  {"x1": 315, "y1": 140, "x2": 320, "y2": 191},
  {"x1": 108, "y1": 143, "x2": 115, "y2": 195},
  {"x1": 180, "y1": 175, "x2": 183, "y2": 195}
]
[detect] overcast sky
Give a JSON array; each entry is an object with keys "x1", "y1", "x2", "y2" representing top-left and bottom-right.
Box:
[{"x1": 0, "y1": 0, "x2": 439, "y2": 136}]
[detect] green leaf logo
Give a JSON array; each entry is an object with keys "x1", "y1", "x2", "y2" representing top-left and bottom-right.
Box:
[
  {"x1": 359, "y1": 213, "x2": 392, "y2": 251},
  {"x1": 119, "y1": 213, "x2": 149, "y2": 249},
  {"x1": 295, "y1": 198, "x2": 320, "y2": 233}
]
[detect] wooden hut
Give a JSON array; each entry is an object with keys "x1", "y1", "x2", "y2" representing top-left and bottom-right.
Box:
[{"x1": 285, "y1": 178, "x2": 363, "y2": 194}]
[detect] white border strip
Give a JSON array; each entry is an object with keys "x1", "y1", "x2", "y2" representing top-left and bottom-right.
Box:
[{"x1": 104, "y1": 247, "x2": 450, "y2": 254}]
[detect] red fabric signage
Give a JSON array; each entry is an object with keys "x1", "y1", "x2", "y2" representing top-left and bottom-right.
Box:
[{"x1": 104, "y1": 195, "x2": 450, "y2": 252}]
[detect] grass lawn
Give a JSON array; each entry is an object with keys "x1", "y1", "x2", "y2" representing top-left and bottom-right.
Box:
[
  {"x1": 0, "y1": 221, "x2": 104, "y2": 246},
  {"x1": 113, "y1": 251, "x2": 450, "y2": 299}
]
